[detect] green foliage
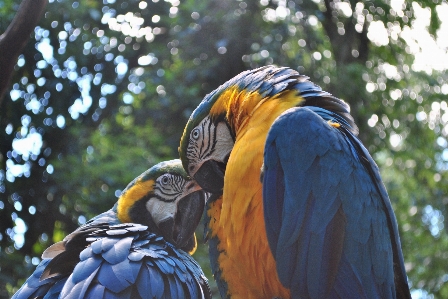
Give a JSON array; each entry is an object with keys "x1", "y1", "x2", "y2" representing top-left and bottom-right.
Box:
[{"x1": 1, "y1": 0, "x2": 448, "y2": 298}]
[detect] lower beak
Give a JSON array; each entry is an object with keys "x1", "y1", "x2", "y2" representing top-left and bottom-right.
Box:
[
  {"x1": 159, "y1": 190, "x2": 205, "y2": 252},
  {"x1": 194, "y1": 160, "x2": 225, "y2": 194}
]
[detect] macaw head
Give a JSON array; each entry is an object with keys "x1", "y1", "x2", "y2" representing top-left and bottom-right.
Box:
[
  {"x1": 179, "y1": 66, "x2": 358, "y2": 195},
  {"x1": 179, "y1": 65, "x2": 307, "y2": 194},
  {"x1": 117, "y1": 159, "x2": 206, "y2": 254},
  {"x1": 178, "y1": 74, "x2": 242, "y2": 195}
]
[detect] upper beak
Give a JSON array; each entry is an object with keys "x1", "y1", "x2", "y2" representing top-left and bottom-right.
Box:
[
  {"x1": 159, "y1": 189, "x2": 206, "y2": 252},
  {"x1": 193, "y1": 160, "x2": 225, "y2": 194}
]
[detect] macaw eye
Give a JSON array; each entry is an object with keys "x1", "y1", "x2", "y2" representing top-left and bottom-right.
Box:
[
  {"x1": 191, "y1": 128, "x2": 200, "y2": 140},
  {"x1": 161, "y1": 175, "x2": 170, "y2": 185}
]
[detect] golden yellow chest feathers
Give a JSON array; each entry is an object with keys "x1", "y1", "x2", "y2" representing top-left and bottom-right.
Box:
[{"x1": 207, "y1": 89, "x2": 303, "y2": 298}]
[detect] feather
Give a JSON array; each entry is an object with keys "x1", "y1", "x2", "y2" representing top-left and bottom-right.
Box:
[
  {"x1": 42, "y1": 241, "x2": 66, "y2": 259},
  {"x1": 101, "y1": 236, "x2": 133, "y2": 264},
  {"x1": 15, "y1": 207, "x2": 210, "y2": 299},
  {"x1": 135, "y1": 264, "x2": 150, "y2": 298},
  {"x1": 84, "y1": 284, "x2": 105, "y2": 299},
  {"x1": 96, "y1": 261, "x2": 132, "y2": 293},
  {"x1": 70, "y1": 254, "x2": 102, "y2": 284},
  {"x1": 128, "y1": 251, "x2": 145, "y2": 262},
  {"x1": 263, "y1": 106, "x2": 410, "y2": 298},
  {"x1": 148, "y1": 264, "x2": 165, "y2": 298},
  {"x1": 13, "y1": 137, "x2": 209, "y2": 299},
  {"x1": 60, "y1": 265, "x2": 99, "y2": 298},
  {"x1": 180, "y1": 65, "x2": 408, "y2": 299}
]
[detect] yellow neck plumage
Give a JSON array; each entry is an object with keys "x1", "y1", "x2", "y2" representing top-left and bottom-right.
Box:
[
  {"x1": 211, "y1": 87, "x2": 304, "y2": 136},
  {"x1": 117, "y1": 179, "x2": 155, "y2": 223},
  {"x1": 207, "y1": 87, "x2": 304, "y2": 298}
]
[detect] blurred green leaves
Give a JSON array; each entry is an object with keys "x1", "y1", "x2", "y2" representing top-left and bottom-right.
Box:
[{"x1": 1, "y1": 0, "x2": 448, "y2": 298}]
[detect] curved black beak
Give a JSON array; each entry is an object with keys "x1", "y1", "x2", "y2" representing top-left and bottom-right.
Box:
[
  {"x1": 194, "y1": 160, "x2": 225, "y2": 194},
  {"x1": 159, "y1": 190, "x2": 205, "y2": 252}
]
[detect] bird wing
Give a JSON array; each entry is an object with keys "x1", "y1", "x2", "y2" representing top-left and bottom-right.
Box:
[
  {"x1": 59, "y1": 223, "x2": 211, "y2": 299},
  {"x1": 11, "y1": 258, "x2": 68, "y2": 299},
  {"x1": 263, "y1": 107, "x2": 410, "y2": 299},
  {"x1": 11, "y1": 212, "x2": 116, "y2": 299},
  {"x1": 13, "y1": 212, "x2": 210, "y2": 299}
]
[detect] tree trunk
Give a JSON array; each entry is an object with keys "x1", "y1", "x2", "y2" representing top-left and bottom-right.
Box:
[{"x1": 0, "y1": 0, "x2": 48, "y2": 104}]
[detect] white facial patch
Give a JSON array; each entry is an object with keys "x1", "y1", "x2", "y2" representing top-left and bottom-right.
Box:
[
  {"x1": 215, "y1": 121, "x2": 234, "y2": 160},
  {"x1": 146, "y1": 198, "x2": 177, "y2": 225},
  {"x1": 186, "y1": 117, "x2": 234, "y2": 176}
]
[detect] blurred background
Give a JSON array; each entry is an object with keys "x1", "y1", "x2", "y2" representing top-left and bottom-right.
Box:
[{"x1": 0, "y1": 0, "x2": 447, "y2": 297}]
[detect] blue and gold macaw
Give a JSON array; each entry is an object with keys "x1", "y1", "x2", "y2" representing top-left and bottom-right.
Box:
[
  {"x1": 13, "y1": 159, "x2": 211, "y2": 299},
  {"x1": 179, "y1": 66, "x2": 411, "y2": 299}
]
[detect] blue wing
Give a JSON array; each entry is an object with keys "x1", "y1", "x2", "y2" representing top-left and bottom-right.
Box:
[
  {"x1": 13, "y1": 212, "x2": 210, "y2": 299},
  {"x1": 263, "y1": 107, "x2": 410, "y2": 299},
  {"x1": 59, "y1": 223, "x2": 210, "y2": 299},
  {"x1": 11, "y1": 259, "x2": 67, "y2": 299}
]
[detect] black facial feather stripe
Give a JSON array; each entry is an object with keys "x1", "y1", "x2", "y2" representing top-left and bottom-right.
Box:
[
  {"x1": 201, "y1": 117, "x2": 217, "y2": 160},
  {"x1": 187, "y1": 116, "x2": 218, "y2": 164},
  {"x1": 199, "y1": 119, "x2": 210, "y2": 159},
  {"x1": 154, "y1": 175, "x2": 186, "y2": 202},
  {"x1": 187, "y1": 127, "x2": 202, "y2": 163}
]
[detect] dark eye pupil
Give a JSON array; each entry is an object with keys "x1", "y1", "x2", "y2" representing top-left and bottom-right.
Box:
[{"x1": 163, "y1": 177, "x2": 169, "y2": 183}]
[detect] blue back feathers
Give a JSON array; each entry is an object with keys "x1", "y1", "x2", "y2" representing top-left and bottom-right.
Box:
[
  {"x1": 187, "y1": 65, "x2": 357, "y2": 133},
  {"x1": 180, "y1": 65, "x2": 358, "y2": 166},
  {"x1": 262, "y1": 106, "x2": 411, "y2": 298},
  {"x1": 12, "y1": 209, "x2": 211, "y2": 299}
]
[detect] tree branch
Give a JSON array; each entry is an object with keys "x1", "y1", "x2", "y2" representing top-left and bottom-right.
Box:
[{"x1": 0, "y1": 0, "x2": 48, "y2": 104}]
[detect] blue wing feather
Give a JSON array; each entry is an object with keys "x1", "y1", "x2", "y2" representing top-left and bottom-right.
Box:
[
  {"x1": 13, "y1": 211, "x2": 211, "y2": 299},
  {"x1": 42, "y1": 278, "x2": 67, "y2": 299},
  {"x1": 12, "y1": 259, "x2": 69, "y2": 299},
  {"x1": 61, "y1": 264, "x2": 99, "y2": 298},
  {"x1": 69, "y1": 253, "x2": 102, "y2": 284},
  {"x1": 263, "y1": 107, "x2": 410, "y2": 299},
  {"x1": 84, "y1": 284, "x2": 106, "y2": 299},
  {"x1": 136, "y1": 264, "x2": 150, "y2": 298},
  {"x1": 167, "y1": 275, "x2": 178, "y2": 298},
  {"x1": 147, "y1": 264, "x2": 165, "y2": 298},
  {"x1": 96, "y1": 261, "x2": 130, "y2": 293},
  {"x1": 62, "y1": 226, "x2": 210, "y2": 298},
  {"x1": 203, "y1": 195, "x2": 230, "y2": 299}
]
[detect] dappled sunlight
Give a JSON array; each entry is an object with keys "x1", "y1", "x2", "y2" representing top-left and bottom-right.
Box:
[
  {"x1": 402, "y1": 2, "x2": 448, "y2": 73},
  {"x1": 335, "y1": 2, "x2": 352, "y2": 17},
  {"x1": 368, "y1": 21, "x2": 390, "y2": 46},
  {"x1": 262, "y1": 0, "x2": 290, "y2": 22},
  {"x1": 36, "y1": 37, "x2": 53, "y2": 62},
  {"x1": 12, "y1": 132, "x2": 42, "y2": 162},
  {"x1": 12, "y1": 218, "x2": 27, "y2": 249},
  {"x1": 69, "y1": 75, "x2": 93, "y2": 120},
  {"x1": 107, "y1": 12, "x2": 156, "y2": 42},
  {"x1": 364, "y1": 2, "x2": 448, "y2": 73},
  {"x1": 422, "y1": 205, "x2": 445, "y2": 238},
  {"x1": 1, "y1": 0, "x2": 448, "y2": 296}
]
